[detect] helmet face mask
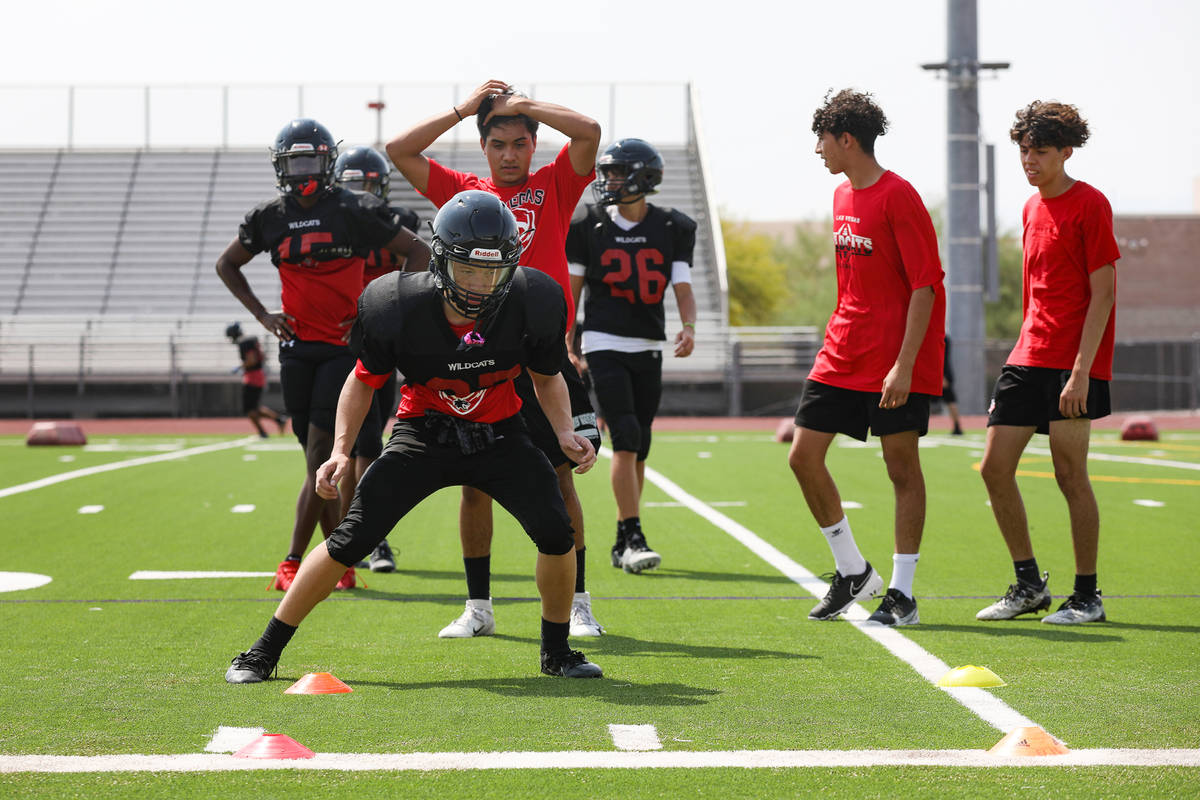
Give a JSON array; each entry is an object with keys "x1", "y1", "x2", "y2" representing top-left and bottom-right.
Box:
[
  {"x1": 592, "y1": 138, "x2": 664, "y2": 206},
  {"x1": 430, "y1": 191, "x2": 522, "y2": 322},
  {"x1": 334, "y1": 146, "x2": 391, "y2": 201},
  {"x1": 271, "y1": 119, "x2": 338, "y2": 198}
]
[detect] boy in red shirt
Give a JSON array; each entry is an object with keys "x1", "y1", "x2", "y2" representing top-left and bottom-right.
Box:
[
  {"x1": 789, "y1": 90, "x2": 946, "y2": 626},
  {"x1": 977, "y1": 101, "x2": 1119, "y2": 625},
  {"x1": 386, "y1": 80, "x2": 606, "y2": 639}
]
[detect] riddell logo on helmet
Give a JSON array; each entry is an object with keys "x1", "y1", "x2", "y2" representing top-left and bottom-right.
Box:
[{"x1": 471, "y1": 248, "x2": 502, "y2": 260}]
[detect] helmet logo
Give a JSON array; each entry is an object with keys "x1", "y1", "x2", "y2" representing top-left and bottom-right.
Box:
[
  {"x1": 470, "y1": 247, "x2": 502, "y2": 260},
  {"x1": 289, "y1": 143, "x2": 315, "y2": 153}
]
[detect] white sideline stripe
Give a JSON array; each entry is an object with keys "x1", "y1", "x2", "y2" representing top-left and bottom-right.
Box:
[
  {"x1": 639, "y1": 462, "x2": 1040, "y2": 735},
  {"x1": 0, "y1": 437, "x2": 258, "y2": 500},
  {"x1": 927, "y1": 435, "x2": 1200, "y2": 471},
  {"x1": 204, "y1": 727, "x2": 264, "y2": 753},
  {"x1": 3, "y1": 748, "x2": 1199, "y2": 773},
  {"x1": 129, "y1": 571, "x2": 274, "y2": 580},
  {"x1": 608, "y1": 725, "x2": 662, "y2": 751}
]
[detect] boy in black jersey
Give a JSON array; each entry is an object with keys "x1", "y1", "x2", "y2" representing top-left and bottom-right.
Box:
[
  {"x1": 566, "y1": 139, "x2": 697, "y2": 574},
  {"x1": 216, "y1": 119, "x2": 430, "y2": 592},
  {"x1": 225, "y1": 191, "x2": 602, "y2": 682}
]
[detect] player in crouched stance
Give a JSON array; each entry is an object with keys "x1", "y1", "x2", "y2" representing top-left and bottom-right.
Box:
[
  {"x1": 225, "y1": 191, "x2": 602, "y2": 682},
  {"x1": 976, "y1": 101, "x2": 1118, "y2": 625}
]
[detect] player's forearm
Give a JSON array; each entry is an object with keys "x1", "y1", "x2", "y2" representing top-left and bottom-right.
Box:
[
  {"x1": 215, "y1": 259, "x2": 270, "y2": 322},
  {"x1": 893, "y1": 285, "x2": 935, "y2": 372},
  {"x1": 529, "y1": 370, "x2": 573, "y2": 437},
  {"x1": 510, "y1": 97, "x2": 599, "y2": 143},
  {"x1": 675, "y1": 283, "x2": 698, "y2": 328},
  {"x1": 1072, "y1": 266, "x2": 1116, "y2": 376},
  {"x1": 332, "y1": 374, "x2": 375, "y2": 457}
]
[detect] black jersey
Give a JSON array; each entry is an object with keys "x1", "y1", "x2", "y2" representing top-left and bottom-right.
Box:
[
  {"x1": 237, "y1": 336, "x2": 263, "y2": 370},
  {"x1": 363, "y1": 204, "x2": 423, "y2": 285},
  {"x1": 350, "y1": 268, "x2": 567, "y2": 423},
  {"x1": 566, "y1": 204, "x2": 697, "y2": 341},
  {"x1": 238, "y1": 187, "x2": 399, "y2": 345}
]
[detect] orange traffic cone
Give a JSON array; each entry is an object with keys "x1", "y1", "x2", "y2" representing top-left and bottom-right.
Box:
[
  {"x1": 232, "y1": 733, "x2": 315, "y2": 759},
  {"x1": 284, "y1": 672, "x2": 353, "y2": 694},
  {"x1": 989, "y1": 726, "x2": 1070, "y2": 756}
]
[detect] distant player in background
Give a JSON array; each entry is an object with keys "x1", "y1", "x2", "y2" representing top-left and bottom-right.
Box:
[
  {"x1": 216, "y1": 118, "x2": 430, "y2": 593},
  {"x1": 332, "y1": 145, "x2": 424, "y2": 573},
  {"x1": 225, "y1": 321, "x2": 286, "y2": 438},
  {"x1": 976, "y1": 100, "x2": 1118, "y2": 626},
  {"x1": 386, "y1": 79, "x2": 606, "y2": 639},
  {"x1": 788, "y1": 89, "x2": 946, "y2": 627},
  {"x1": 567, "y1": 138, "x2": 697, "y2": 575},
  {"x1": 942, "y1": 335, "x2": 964, "y2": 435}
]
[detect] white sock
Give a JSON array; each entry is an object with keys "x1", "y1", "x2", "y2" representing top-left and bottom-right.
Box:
[
  {"x1": 889, "y1": 553, "x2": 920, "y2": 598},
  {"x1": 819, "y1": 516, "x2": 867, "y2": 576}
]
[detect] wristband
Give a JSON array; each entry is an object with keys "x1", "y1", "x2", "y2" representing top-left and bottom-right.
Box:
[
  {"x1": 453, "y1": 106, "x2": 463, "y2": 122},
  {"x1": 682, "y1": 322, "x2": 695, "y2": 329}
]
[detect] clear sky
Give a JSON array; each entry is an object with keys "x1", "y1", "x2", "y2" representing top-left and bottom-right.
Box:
[{"x1": 3, "y1": 0, "x2": 1197, "y2": 231}]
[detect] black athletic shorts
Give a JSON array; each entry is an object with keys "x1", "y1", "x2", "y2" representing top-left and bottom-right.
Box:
[
  {"x1": 515, "y1": 353, "x2": 595, "y2": 469},
  {"x1": 325, "y1": 414, "x2": 575, "y2": 565},
  {"x1": 586, "y1": 349, "x2": 662, "y2": 458},
  {"x1": 241, "y1": 384, "x2": 263, "y2": 414},
  {"x1": 278, "y1": 339, "x2": 356, "y2": 447},
  {"x1": 793, "y1": 379, "x2": 932, "y2": 442},
  {"x1": 987, "y1": 364, "x2": 1111, "y2": 434}
]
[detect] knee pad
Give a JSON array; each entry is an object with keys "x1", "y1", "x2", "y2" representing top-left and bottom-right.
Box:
[
  {"x1": 530, "y1": 523, "x2": 576, "y2": 556},
  {"x1": 637, "y1": 423, "x2": 652, "y2": 462}
]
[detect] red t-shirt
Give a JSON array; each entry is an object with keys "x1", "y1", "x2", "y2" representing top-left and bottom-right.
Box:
[
  {"x1": 422, "y1": 145, "x2": 593, "y2": 321},
  {"x1": 1007, "y1": 181, "x2": 1120, "y2": 380},
  {"x1": 808, "y1": 171, "x2": 946, "y2": 395}
]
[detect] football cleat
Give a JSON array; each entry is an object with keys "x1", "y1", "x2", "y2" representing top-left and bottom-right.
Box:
[
  {"x1": 438, "y1": 599, "x2": 495, "y2": 638},
  {"x1": 569, "y1": 591, "x2": 605, "y2": 637},
  {"x1": 610, "y1": 534, "x2": 626, "y2": 568},
  {"x1": 541, "y1": 649, "x2": 603, "y2": 678},
  {"x1": 271, "y1": 559, "x2": 299, "y2": 592},
  {"x1": 225, "y1": 649, "x2": 278, "y2": 684},
  {"x1": 867, "y1": 588, "x2": 920, "y2": 626},
  {"x1": 1042, "y1": 591, "x2": 1106, "y2": 625},
  {"x1": 808, "y1": 563, "x2": 883, "y2": 620},
  {"x1": 618, "y1": 530, "x2": 661, "y2": 574},
  {"x1": 369, "y1": 540, "x2": 396, "y2": 573},
  {"x1": 334, "y1": 567, "x2": 357, "y2": 590},
  {"x1": 976, "y1": 573, "x2": 1051, "y2": 620}
]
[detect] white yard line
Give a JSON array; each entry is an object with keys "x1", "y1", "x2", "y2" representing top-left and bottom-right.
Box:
[
  {"x1": 0, "y1": 437, "x2": 257, "y2": 500},
  {"x1": 3, "y1": 748, "x2": 1198, "y2": 773},
  {"x1": 638, "y1": 460, "x2": 1041, "y2": 736},
  {"x1": 608, "y1": 724, "x2": 663, "y2": 751}
]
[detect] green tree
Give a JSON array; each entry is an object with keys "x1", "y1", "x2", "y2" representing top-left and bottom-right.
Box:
[{"x1": 722, "y1": 220, "x2": 788, "y2": 326}]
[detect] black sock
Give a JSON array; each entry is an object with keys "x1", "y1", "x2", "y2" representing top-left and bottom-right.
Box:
[
  {"x1": 541, "y1": 618, "x2": 570, "y2": 656},
  {"x1": 618, "y1": 517, "x2": 641, "y2": 536},
  {"x1": 1014, "y1": 558, "x2": 1041, "y2": 586},
  {"x1": 1074, "y1": 573, "x2": 1098, "y2": 597},
  {"x1": 464, "y1": 556, "x2": 490, "y2": 600},
  {"x1": 575, "y1": 547, "x2": 586, "y2": 593},
  {"x1": 285, "y1": 554, "x2": 302, "y2": 562},
  {"x1": 252, "y1": 616, "x2": 297, "y2": 659}
]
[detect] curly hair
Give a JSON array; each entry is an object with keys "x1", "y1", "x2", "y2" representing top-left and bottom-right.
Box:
[
  {"x1": 1009, "y1": 101, "x2": 1090, "y2": 148},
  {"x1": 811, "y1": 89, "x2": 890, "y2": 155},
  {"x1": 476, "y1": 92, "x2": 539, "y2": 141}
]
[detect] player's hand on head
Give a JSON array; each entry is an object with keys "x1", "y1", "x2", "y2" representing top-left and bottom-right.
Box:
[{"x1": 464, "y1": 79, "x2": 512, "y2": 116}]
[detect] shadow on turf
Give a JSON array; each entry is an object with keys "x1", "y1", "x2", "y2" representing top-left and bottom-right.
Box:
[
  {"x1": 477, "y1": 633, "x2": 814, "y2": 663},
  {"x1": 620, "y1": 567, "x2": 798, "y2": 585},
  {"x1": 915, "y1": 622, "x2": 1125, "y2": 642},
  {"x1": 349, "y1": 675, "x2": 722, "y2": 706}
]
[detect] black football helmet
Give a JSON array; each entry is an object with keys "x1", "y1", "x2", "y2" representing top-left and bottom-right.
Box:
[
  {"x1": 430, "y1": 191, "x2": 521, "y2": 321},
  {"x1": 271, "y1": 118, "x2": 338, "y2": 198},
  {"x1": 225, "y1": 322, "x2": 243, "y2": 343},
  {"x1": 592, "y1": 138, "x2": 664, "y2": 206},
  {"x1": 334, "y1": 146, "x2": 391, "y2": 201}
]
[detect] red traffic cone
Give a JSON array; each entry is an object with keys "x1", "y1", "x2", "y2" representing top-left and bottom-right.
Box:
[
  {"x1": 989, "y1": 726, "x2": 1070, "y2": 756},
  {"x1": 284, "y1": 672, "x2": 353, "y2": 694},
  {"x1": 232, "y1": 733, "x2": 315, "y2": 760}
]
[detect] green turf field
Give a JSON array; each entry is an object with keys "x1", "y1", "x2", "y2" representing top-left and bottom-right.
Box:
[{"x1": 1, "y1": 427, "x2": 1197, "y2": 798}]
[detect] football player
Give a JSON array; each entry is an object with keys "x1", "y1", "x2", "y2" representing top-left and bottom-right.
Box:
[
  {"x1": 566, "y1": 138, "x2": 698, "y2": 575},
  {"x1": 225, "y1": 321, "x2": 286, "y2": 439},
  {"x1": 215, "y1": 119, "x2": 430, "y2": 593},
  {"x1": 386, "y1": 80, "x2": 606, "y2": 639},
  {"x1": 331, "y1": 145, "x2": 423, "y2": 574},
  {"x1": 976, "y1": 101, "x2": 1119, "y2": 625},
  {"x1": 225, "y1": 191, "x2": 602, "y2": 683},
  {"x1": 789, "y1": 90, "x2": 946, "y2": 626}
]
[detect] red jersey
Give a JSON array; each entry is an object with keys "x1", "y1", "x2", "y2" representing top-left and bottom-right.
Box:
[
  {"x1": 809, "y1": 171, "x2": 946, "y2": 395},
  {"x1": 1008, "y1": 181, "x2": 1120, "y2": 380},
  {"x1": 422, "y1": 145, "x2": 592, "y2": 321}
]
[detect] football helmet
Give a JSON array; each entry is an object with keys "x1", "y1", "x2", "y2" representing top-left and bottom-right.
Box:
[
  {"x1": 430, "y1": 191, "x2": 521, "y2": 321},
  {"x1": 334, "y1": 146, "x2": 391, "y2": 201},
  {"x1": 225, "y1": 322, "x2": 243, "y2": 343},
  {"x1": 271, "y1": 118, "x2": 338, "y2": 198},
  {"x1": 592, "y1": 138, "x2": 664, "y2": 206}
]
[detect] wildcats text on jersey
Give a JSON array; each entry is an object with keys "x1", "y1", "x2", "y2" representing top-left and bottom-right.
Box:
[
  {"x1": 834, "y1": 222, "x2": 873, "y2": 267},
  {"x1": 287, "y1": 219, "x2": 322, "y2": 229}
]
